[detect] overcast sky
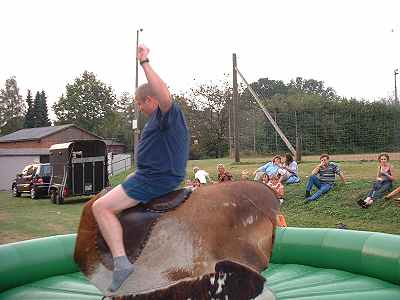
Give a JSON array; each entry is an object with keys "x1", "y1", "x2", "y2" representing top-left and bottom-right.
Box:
[{"x1": 1, "y1": 0, "x2": 399, "y2": 121}]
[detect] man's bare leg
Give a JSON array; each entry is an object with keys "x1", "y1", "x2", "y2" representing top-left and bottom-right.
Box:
[{"x1": 92, "y1": 184, "x2": 141, "y2": 292}]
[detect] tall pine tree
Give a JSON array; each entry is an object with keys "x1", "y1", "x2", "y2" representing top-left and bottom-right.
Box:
[
  {"x1": 23, "y1": 90, "x2": 35, "y2": 128},
  {"x1": 33, "y1": 90, "x2": 51, "y2": 127}
]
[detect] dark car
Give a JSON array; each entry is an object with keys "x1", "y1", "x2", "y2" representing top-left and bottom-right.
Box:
[{"x1": 12, "y1": 163, "x2": 52, "y2": 199}]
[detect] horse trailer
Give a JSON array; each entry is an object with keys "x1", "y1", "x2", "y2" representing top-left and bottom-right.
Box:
[{"x1": 49, "y1": 140, "x2": 109, "y2": 204}]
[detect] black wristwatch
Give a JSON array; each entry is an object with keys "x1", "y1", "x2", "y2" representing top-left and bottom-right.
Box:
[{"x1": 140, "y1": 58, "x2": 150, "y2": 65}]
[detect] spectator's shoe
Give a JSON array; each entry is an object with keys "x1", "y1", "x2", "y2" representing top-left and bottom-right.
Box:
[
  {"x1": 356, "y1": 199, "x2": 365, "y2": 207},
  {"x1": 304, "y1": 197, "x2": 314, "y2": 204},
  {"x1": 336, "y1": 223, "x2": 348, "y2": 229},
  {"x1": 305, "y1": 191, "x2": 311, "y2": 198}
]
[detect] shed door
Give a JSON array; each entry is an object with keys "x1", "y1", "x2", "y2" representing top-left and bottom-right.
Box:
[{"x1": 0, "y1": 156, "x2": 40, "y2": 191}]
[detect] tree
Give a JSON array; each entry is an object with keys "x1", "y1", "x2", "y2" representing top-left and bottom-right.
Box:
[
  {"x1": 97, "y1": 92, "x2": 133, "y2": 149},
  {"x1": 32, "y1": 90, "x2": 51, "y2": 127},
  {"x1": 186, "y1": 79, "x2": 232, "y2": 158},
  {"x1": 53, "y1": 71, "x2": 116, "y2": 135},
  {"x1": 289, "y1": 77, "x2": 337, "y2": 100},
  {"x1": 0, "y1": 76, "x2": 25, "y2": 135},
  {"x1": 24, "y1": 90, "x2": 35, "y2": 128}
]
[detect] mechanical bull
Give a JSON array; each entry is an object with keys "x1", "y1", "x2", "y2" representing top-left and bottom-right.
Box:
[{"x1": 74, "y1": 180, "x2": 279, "y2": 299}]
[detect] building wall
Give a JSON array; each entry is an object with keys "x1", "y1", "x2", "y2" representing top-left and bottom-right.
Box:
[
  {"x1": 0, "y1": 156, "x2": 40, "y2": 190},
  {"x1": 0, "y1": 127, "x2": 101, "y2": 190},
  {"x1": 0, "y1": 127, "x2": 100, "y2": 149},
  {"x1": 107, "y1": 145, "x2": 127, "y2": 155}
]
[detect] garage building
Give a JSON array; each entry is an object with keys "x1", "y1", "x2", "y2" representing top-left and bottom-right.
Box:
[{"x1": 0, "y1": 124, "x2": 102, "y2": 191}]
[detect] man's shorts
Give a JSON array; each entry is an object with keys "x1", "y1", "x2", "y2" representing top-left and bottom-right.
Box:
[{"x1": 121, "y1": 173, "x2": 182, "y2": 203}]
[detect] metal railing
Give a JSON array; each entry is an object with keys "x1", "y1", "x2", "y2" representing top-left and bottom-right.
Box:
[{"x1": 108, "y1": 153, "x2": 133, "y2": 176}]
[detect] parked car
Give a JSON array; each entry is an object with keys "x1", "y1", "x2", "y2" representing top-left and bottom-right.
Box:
[{"x1": 12, "y1": 163, "x2": 52, "y2": 199}]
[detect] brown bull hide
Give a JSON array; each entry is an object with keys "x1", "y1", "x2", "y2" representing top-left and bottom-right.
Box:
[{"x1": 74, "y1": 181, "x2": 279, "y2": 299}]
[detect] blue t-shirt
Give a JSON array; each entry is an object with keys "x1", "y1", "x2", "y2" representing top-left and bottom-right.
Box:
[
  {"x1": 259, "y1": 162, "x2": 280, "y2": 176},
  {"x1": 135, "y1": 102, "x2": 189, "y2": 184}
]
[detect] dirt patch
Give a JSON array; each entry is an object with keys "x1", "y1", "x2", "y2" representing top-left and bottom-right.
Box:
[
  {"x1": 0, "y1": 232, "x2": 35, "y2": 245},
  {"x1": 301, "y1": 152, "x2": 400, "y2": 162},
  {"x1": 0, "y1": 211, "x2": 10, "y2": 222},
  {"x1": 45, "y1": 222, "x2": 71, "y2": 234}
]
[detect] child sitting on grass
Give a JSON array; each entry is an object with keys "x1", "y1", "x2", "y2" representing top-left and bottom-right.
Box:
[
  {"x1": 262, "y1": 173, "x2": 285, "y2": 204},
  {"x1": 241, "y1": 169, "x2": 250, "y2": 180}
]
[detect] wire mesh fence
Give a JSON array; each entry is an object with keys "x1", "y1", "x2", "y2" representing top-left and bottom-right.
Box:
[{"x1": 235, "y1": 67, "x2": 400, "y2": 161}]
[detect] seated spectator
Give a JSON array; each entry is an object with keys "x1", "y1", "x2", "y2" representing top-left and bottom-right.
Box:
[
  {"x1": 217, "y1": 164, "x2": 233, "y2": 182},
  {"x1": 357, "y1": 153, "x2": 395, "y2": 208},
  {"x1": 263, "y1": 173, "x2": 285, "y2": 204},
  {"x1": 185, "y1": 179, "x2": 201, "y2": 188},
  {"x1": 278, "y1": 153, "x2": 300, "y2": 184},
  {"x1": 193, "y1": 167, "x2": 210, "y2": 185},
  {"x1": 241, "y1": 169, "x2": 250, "y2": 180},
  {"x1": 305, "y1": 154, "x2": 346, "y2": 202},
  {"x1": 253, "y1": 155, "x2": 282, "y2": 181}
]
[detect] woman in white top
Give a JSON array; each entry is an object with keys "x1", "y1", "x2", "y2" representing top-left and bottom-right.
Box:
[
  {"x1": 193, "y1": 166, "x2": 211, "y2": 185},
  {"x1": 278, "y1": 154, "x2": 300, "y2": 184}
]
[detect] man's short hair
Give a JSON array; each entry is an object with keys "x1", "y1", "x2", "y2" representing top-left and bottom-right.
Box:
[
  {"x1": 193, "y1": 166, "x2": 199, "y2": 173},
  {"x1": 320, "y1": 154, "x2": 330, "y2": 160},
  {"x1": 135, "y1": 83, "x2": 156, "y2": 101}
]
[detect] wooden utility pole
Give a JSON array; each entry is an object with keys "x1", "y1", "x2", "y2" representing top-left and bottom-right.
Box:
[
  {"x1": 228, "y1": 97, "x2": 233, "y2": 158},
  {"x1": 232, "y1": 53, "x2": 240, "y2": 162},
  {"x1": 133, "y1": 28, "x2": 143, "y2": 162}
]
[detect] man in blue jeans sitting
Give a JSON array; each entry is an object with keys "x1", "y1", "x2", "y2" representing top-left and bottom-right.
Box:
[{"x1": 305, "y1": 154, "x2": 346, "y2": 202}]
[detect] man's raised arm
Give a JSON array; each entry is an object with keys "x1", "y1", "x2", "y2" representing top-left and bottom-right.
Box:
[{"x1": 137, "y1": 45, "x2": 172, "y2": 113}]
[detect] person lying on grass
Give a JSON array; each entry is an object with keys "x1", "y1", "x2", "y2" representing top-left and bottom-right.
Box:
[
  {"x1": 357, "y1": 153, "x2": 395, "y2": 208},
  {"x1": 253, "y1": 155, "x2": 282, "y2": 181},
  {"x1": 305, "y1": 154, "x2": 346, "y2": 202}
]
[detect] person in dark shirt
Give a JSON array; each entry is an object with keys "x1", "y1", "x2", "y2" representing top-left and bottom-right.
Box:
[
  {"x1": 217, "y1": 164, "x2": 233, "y2": 182},
  {"x1": 92, "y1": 44, "x2": 189, "y2": 293},
  {"x1": 358, "y1": 153, "x2": 395, "y2": 208}
]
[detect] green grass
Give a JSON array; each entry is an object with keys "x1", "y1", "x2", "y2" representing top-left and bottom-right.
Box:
[{"x1": 1, "y1": 158, "x2": 399, "y2": 244}]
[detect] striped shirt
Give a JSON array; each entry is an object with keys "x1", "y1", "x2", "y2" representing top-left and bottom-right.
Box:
[{"x1": 318, "y1": 162, "x2": 341, "y2": 184}]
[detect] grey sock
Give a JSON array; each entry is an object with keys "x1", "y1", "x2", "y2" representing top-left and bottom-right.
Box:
[
  {"x1": 114, "y1": 256, "x2": 132, "y2": 270},
  {"x1": 108, "y1": 256, "x2": 134, "y2": 293}
]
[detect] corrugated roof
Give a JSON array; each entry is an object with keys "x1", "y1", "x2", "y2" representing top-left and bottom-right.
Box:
[
  {"x1": 0, "y1": 148, "x2": 50, "y2": 156},
  {"x1": 0, "y1": 124, "x2": 103, "y2": 143},
  {"x1": 0, "y1": 125, "x2": 73, "y2": 142}
]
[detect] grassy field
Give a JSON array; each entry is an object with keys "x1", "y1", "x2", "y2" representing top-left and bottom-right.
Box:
[{"x1": 1, "y1": 157, "x2": 399, "y2": 244}]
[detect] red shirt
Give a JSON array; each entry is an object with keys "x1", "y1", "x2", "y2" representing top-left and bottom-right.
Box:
[{"x1": 218, "y1": 171, "x2": 233, "y2": 182}]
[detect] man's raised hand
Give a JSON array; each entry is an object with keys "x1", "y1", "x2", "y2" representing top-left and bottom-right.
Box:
[{"x1": 137, "y1": 44, "x2": 150, "y2": 62}]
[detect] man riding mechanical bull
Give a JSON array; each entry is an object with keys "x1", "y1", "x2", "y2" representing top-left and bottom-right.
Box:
[
  {"x1": 91, "y1": 44, "x2": 190, "y2": 292},
  {"x1": 74, "y1": 44, "x2": 279, "y2": 300}
]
